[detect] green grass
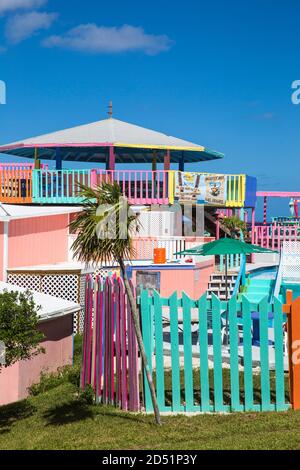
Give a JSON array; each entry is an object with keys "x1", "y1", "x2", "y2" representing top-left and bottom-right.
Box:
[
  {"x1": 1, "y1": 379, "x2": 300, "y2": 450},
  {"x1": 0, "y1": 335, "x2": 299, "y2": 450}
]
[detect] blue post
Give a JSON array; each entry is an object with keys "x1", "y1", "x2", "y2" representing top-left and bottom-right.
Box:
[
  {"x1": 179, "y1": 152, "x2": 185, "y2": 172},
  {"x1": 55, "y1": 147, "x2": 62, "y2": 170}
]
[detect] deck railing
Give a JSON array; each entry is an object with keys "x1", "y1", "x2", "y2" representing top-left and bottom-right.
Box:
[
  {"x1": 0, "y1": 167, "x2": 250, "y2": 206},
  {"x1": 32, "y1": 169, "x2": 91, "y2": 203},
  {"x1": 252, "y1": 225, "x2": 300, "y2": 250},
  {"x1": 94, "y1": 170, "x2": 170, "y2": 205},
  {"x1": 0, "y1": 169, "x2": 32, "y2": 203}
]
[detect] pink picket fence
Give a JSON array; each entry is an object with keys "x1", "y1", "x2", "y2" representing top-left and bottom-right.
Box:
[
  {"x1": 81, "y1": 275, "x2": 140, "y2": 411},
  {"x1": 93, "y1": 169, "x2": 169, "y2": 205},
  {"x1": 252, "y1": 225, "x2": 300, "y2": 249}
]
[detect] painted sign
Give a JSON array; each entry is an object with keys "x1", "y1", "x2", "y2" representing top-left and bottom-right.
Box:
[{"x1": 174, "y1": 172, "x2": 227, "y2": 205}]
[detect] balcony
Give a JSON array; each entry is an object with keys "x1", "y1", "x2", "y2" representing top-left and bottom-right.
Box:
[{"x1": 0, "y1": 166, "x2": 256, "y2": 208}]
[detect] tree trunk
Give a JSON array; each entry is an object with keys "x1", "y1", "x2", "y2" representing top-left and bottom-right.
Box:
[{"x1": 119, "y1": 259, "x2": 161, "y2": 425}]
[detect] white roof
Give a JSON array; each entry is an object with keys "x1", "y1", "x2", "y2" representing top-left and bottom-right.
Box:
[
  {"x1": 0, "y1": 282, "x2": 80, "y2": 321},
  {"x1": 0, "y1": 204, "x2": 82, "y2": 221},
  {"x1": 3, "y1": 118, "x2": 205, "y2": 150}
]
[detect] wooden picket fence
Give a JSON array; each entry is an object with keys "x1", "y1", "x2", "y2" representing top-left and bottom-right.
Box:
[
  {"x1": 81, "y1": 275, "x2": 140, "y2": 411},
  {"x1": 140, "y1": 290, "x2": 290, "y2": 413},
  {"x1": 81, "y1": 276, "x2": 300, "y2": 415}
]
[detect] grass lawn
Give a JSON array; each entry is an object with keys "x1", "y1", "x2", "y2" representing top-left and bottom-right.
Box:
[{"x1": 0, "y1": 337, "x2": 300, "y2": 450}]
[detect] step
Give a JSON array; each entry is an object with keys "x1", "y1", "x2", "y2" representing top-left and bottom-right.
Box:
[
  {"x1": 242, "y1": 293, "x2": 268, "y2": 302},
  {"x1": 246, "y1": 286, "x2": 272, "y2": 293},
  {"x1": 249, "y1": 279, "x2": 273, "y2": 286}
]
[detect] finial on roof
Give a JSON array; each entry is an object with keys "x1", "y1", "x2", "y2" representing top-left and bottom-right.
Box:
[{"x1": 108, "y1": 101, "x2": 113, "y2": 118}]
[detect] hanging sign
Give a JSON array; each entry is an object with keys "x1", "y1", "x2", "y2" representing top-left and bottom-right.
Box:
[{"x1": 174, "y1": 172, "x2": 227, "y2": 205}]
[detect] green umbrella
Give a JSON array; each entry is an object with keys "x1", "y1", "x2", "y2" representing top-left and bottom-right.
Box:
[
  {"x1": 175, "y1": 238, "x2": 278, "y2": 345},
  {"x1": 175, "y1": 237, "x2": 277, "y2": 258}
]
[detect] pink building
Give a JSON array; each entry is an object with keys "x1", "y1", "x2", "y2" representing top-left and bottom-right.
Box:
[
  {"x1": 0, "y1": 205, "x2": 82, "y2": 281},
  {"x1": 0, "y1": 282, "x2": 79, "y2": 406},
  {"x1": 129, "y1": 258, "x2": 214, "y2": 298}
]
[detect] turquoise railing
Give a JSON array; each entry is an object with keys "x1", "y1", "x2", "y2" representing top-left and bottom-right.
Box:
[
  {"x1": 232, "y1": 254, "x2": 247, "y2": 297},
  {"x1": 140, "y1": 289, "x2": 288, "y2": 413},
  {"x1": 32, "y1": 169, "x2": 91, "y2": 203}
]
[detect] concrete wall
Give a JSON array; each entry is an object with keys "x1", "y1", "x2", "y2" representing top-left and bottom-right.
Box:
[{"x1": 0, "y1": 314, "x2": 73, "y2": 406}]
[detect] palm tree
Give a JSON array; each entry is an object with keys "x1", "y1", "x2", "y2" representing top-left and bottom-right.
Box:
[{"x1": 70, "y1": 182, "x2": 161, "y2": 425}]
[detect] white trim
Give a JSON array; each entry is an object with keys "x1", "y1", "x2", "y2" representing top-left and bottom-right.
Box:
[{"x1": 0, "y1": 205, "x2": 82, "y2": 222}]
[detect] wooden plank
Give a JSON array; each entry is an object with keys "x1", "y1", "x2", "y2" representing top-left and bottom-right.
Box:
[
  {"x1": 211, "y1": 294, "x2": 225, "y2": 412},
  {"x1": 242, "y1": 296, "x2": 254, "y2": 411},
  {"x1": 169, "y1": 292, "x2": 182, "y2": 412},
  {"x1": 198, "y1": 294, "x2": 210, "y2": 412},
  {"x1": 259, "y1": 297, "x2": 271, "y2": 411},
  {"x1": 182, "y1": 292, "x2": 194, "y2": 412},
  {"x1": 140, "y1": 289, "x2": 154, "y2": 412},
  {"x1": 153, "y1": 291, "x2": 167, "y2": 411},
  {"x1": 273, "y1": 297, "x2": 286, "y2": 411},
  {"x1": 228, "y1": 297, "x2": 243, "y2": 411}
]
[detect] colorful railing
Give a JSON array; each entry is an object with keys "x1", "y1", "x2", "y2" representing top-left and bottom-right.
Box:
[
  {"x1": 252, "y1": 225, "x2": 300, "y2": 250},
  {"x1": 140, "y1": 290, "x2": 289, "y2": 413},
  {"x1": 0, "y1": 167, "x2": 253, "y2": 206},
  {"x1": 32, "y1": 169, "x2": 91, "y2": 203},
  {"x1": 0, "y1": 169, "x2": 32, "y2": 203},
  {"x1": 94, "y1": 170, "x2": 170, "y2": 205}
]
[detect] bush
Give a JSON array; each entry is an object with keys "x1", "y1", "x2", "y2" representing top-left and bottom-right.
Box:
[
  {"x1": 29, "y1": 364, "x2": 81, "y2": 396},
  {"x1": 79, "y1": 384, "x2": 95, "y2": 405}
]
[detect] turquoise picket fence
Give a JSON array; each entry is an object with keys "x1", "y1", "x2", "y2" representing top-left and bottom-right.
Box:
[
  {"x1": 140, "y1": 290, "x2": 290, "y2": 413},
  {"x1": 32, "y1": 169, "x2": 91, "y2": 203}
]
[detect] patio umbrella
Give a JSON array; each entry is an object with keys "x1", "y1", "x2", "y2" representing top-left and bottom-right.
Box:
[{"x1": 175, "y1": 238, "x2": 278, "y2": 344}]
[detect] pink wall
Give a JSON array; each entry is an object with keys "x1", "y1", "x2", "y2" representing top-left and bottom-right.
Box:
[
  {"x1": 5, "y1": 214, "x2": 69, "y2": 274},
  {"x1": 0, "y1": 314, "x2": 73, "y2": 406},
  {"x1": 131, "y1": 259, "x2": 214, "y2": 298}
]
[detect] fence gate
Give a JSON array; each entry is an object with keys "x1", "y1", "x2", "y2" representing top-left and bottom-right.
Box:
[{"x1": 140, "y1": 290, "x2": 290, "y2": 413}]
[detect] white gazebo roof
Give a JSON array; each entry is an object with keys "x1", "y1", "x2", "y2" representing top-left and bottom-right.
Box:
[{"x1": 0, "y1": 118, "x2": 223, "y2": 164}]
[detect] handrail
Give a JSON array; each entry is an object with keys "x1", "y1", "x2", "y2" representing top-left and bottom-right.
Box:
[
  {"x1": 272, "y1": 245, "x2": 283, "y2": 301},
  {"x1": 232, "y1": 254, "x2": 246, "y2": 297}
]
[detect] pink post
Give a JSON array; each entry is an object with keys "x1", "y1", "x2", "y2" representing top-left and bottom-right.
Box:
[
  {"x1": 263, "y1": 196, "x2": 267, "y2": 225},
  {"x1": 216, "y1": 216, "x2": 220, "y2": 240},
  {"x1": 90, "y1": 169, "x2": 97, "y2": 188},
  {"x1": 251, "y1": 208, "x2": 256, "y2": 263}
]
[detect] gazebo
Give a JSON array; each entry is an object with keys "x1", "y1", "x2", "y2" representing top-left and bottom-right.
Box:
[{"x1": 0, "y1": 116, "x2": 223, "y2": 171}]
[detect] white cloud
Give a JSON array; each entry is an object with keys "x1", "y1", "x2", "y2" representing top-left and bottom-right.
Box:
[
  {"x1": 43, "y1": 24, "x2": 174, "y2": 55},
  {"x1": 6, "y1": 11, "x2": 57, "y2": 44},
  {"x1": 0, "y1": 0, "x2": 46, "y2": 14}
]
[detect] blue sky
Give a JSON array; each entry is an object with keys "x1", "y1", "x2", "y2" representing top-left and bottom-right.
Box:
[{"x1": 0, "y1": 0, "x2": 300, "y2": 218}]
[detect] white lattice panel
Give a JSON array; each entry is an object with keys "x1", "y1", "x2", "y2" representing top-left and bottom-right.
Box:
[
  {"x1": 282, "y1": 241, "x2": 300, "y2": 281},
  {"x1": 7, "y1": 274, "x2": 41, "y2": 291}
]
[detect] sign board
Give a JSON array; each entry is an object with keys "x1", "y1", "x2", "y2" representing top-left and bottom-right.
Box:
[{"x1": 174, "y1": 172, "x2": 227, "y2": 205}]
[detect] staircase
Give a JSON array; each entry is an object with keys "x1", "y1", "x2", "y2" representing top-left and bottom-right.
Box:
[
  {"x1": 241, "y1": 278, "x2": 275, "y2": 303},
  {"x1": 207, "y1": 272, "x2": 238, "y2": 300}
]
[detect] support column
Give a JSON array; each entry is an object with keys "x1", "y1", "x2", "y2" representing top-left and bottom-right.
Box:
[
  {"x1": 109, "y1": 146, "x2": 115, "y2": 171},
  {"x1": 152, "y1": 151, "x2": 157, "y2": 172},
  {"x1": 3, "y1": 221, "x2": 9, "y2": 282},
  {"x1": 179, "y1": 151, "x2": 185, "y2": 172},
  {"x1": 263, "y1": 196, "x2": 267, "y2": 225},
  {"x1": 55, "y1": 147, "x2": 62, "y2": 170},
  {"x1": 164, "y1": 149, "x2": 171, "y2": 171},
  {"x1": 34, "y1": 148, "x2": 41, "y2": 170}
]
